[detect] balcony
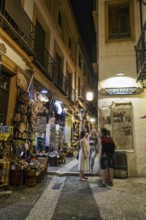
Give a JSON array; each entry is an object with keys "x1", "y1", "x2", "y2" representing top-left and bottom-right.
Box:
[
  {"x1": 135, "y1": 20, "x2": 146, "y2": 80},
  {"x1": 78, "y1": 87, "x2": 86, "y2": 102},
  {"x1": 0, "y1": 0, "x2": 35, "y2": 56},
  {"x1": 53, "y1": 67, "x2": 75, "y2": 102},
  {"x1": 33, "y1": 45, "x2": 55, "y2": 81},
  {"x1": 67, "y1": 86, "x2": 76, "y2": 103}
]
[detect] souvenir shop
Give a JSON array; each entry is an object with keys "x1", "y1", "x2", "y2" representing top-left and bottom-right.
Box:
[
  {"x1": 0, "y1": 65, "x2": 92, "y2": 188},
  {"x1": 0, "y1": 69, "x2": 71, "y2": 188}
]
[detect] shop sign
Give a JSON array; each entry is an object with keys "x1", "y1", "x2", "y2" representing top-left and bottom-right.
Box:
[
  {"x1": 17, "y1": 66, "x2": 34, "y2": 92},
  {"x1": 0, "y1": 43, "x2": 6, "y2": 54},
  {"x1": 99, "y1": 87, "x2": 143, "y2": 95}
]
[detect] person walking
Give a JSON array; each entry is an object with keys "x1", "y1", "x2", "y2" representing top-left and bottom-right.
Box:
[
  {"x1": 88, "y1": 128, "x2": 98, "y2": 173},
  {"x1": 78, "y1": 130, "x2": 90, "y2": 181},
  {"x1": 99, "y1": 128, "x2": 115, "y2": 187}
]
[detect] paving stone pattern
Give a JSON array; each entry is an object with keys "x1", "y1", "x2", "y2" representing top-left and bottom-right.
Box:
[
  {"x1": 0, "y1": 176, "x2": 52, "y2": 220},
  {"x1": 1, "y1": 158, "x2": 146, "y2": 220},
  {"x1": 51, "y1": 176, "x2": 102, "y2": 220}
]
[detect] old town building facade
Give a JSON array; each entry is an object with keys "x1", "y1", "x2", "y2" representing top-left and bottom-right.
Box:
[{"x1": 93, "y1": 0, "x2": 146, "y2": 176}]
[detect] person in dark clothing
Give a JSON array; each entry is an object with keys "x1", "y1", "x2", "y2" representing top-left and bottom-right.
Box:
[{"x1": 99, "y1": 128, "x2": 115, "y2": 187}]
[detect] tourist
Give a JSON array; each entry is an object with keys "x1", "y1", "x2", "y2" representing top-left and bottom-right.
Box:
[{"x1": 78, "y1": 130, "x2": 90, "y2": 181}]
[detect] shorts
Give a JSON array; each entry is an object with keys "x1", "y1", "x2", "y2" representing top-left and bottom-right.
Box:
[{"x1": 100, "y1": 156, "x2": 114, "y2": 169}]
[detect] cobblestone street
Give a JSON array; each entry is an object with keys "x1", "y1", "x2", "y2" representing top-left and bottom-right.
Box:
[{"x1": 0, "y1": 159, "x2": 146, "y2": 220}]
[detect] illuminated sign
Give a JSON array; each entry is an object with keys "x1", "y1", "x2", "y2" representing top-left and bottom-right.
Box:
[{"x1": 99, "y1": 87, "x2": 143, "y2": 95}]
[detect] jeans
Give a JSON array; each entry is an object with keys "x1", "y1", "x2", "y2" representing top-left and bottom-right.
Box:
[{"x1": 89, "y1": 150, "x2": 96, "y2": 171}]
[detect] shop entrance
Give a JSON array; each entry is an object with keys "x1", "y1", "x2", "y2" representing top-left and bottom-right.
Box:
[{"x1": 0, "y1": 88, "x2": 9, "y2": 124}]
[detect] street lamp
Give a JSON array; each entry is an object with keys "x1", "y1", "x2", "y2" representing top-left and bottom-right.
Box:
[
  {"x1": 76, "y1": 85, "x2": 94, "y2": 102},
  {"x1": 86, "y1": 91, "x2": 94, "y2": 101}
]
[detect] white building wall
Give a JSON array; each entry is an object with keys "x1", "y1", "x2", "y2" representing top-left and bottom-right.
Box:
[
  {"x1": 98, "y1": 0, "x2": 146, "y2": 176},
  {"x1": 142, "y1": 4, "x2": 146, "y2": 23}
]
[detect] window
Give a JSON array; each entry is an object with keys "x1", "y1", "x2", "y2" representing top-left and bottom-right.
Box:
[
  {"x1": 58, "y1": 10, "x2": 62, "y2": 28},
  {"x1": 55, "y1": 52, "x2": 63, "y2": 85},
  {"x1": 68, "y1": 37, "x2": 71, "y2": 50},
  {"x1": 78, "y1": 77, "x2": 80, "y2": 97},
  {"x1": 78, "y1": 53, "x2": 82, "y2": 68},
  {"x1": 105, "y1": 0, "x2": 135, "y2": 42},
  {"x1": 34, "y1": 20, "x2": 45, "y2": 66},
  {"x1": 83, "y1": 63, "x2": 86, "y2": 75}
]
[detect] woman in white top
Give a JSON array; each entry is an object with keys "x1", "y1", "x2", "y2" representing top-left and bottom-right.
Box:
[{"x1": 78, "y1": 130, "x2": 90, "y2": 181}]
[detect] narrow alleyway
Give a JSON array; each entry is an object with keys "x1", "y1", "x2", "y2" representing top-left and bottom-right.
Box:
[{"x1": 0, "y1": 159, "x2": 146, "y2": 220}]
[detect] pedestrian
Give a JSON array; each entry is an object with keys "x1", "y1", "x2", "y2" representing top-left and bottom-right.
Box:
[
  {"x1": 88, "y1": 128, "x2": 98, "y2": 173},
  {"x1": 78, "y1": 130, "x2": 90, "y2": 181},
  {"x1": 99, "y1": 128, "x2": 115, "y2": 187}
]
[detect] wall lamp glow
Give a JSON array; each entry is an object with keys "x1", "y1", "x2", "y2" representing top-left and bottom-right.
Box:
[
  {"x1": 90, "y1": 118, "x2": 95, "y2": 123},
  {"x1": 86, "y1": 91, "x2": 94, "y2": 101},
  {"x1": 116, "y1": 72, "x2": 125, "y2": 76}
]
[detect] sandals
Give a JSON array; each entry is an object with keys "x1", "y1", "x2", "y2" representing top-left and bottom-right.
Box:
[
  {"x1": 80, "y1": 178, "x2": 86, "y2": 181},
  {"x1": 98, "y1": 182, "x2": 106, "y2": 187},
  {"x1": 107, "y1": 181, "x2": 113, "y2": 187},
  {"x1": 83, "y1": 176, "x2": 88, "y2": 179}
]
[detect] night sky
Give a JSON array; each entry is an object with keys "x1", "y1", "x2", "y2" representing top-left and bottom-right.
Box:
[{"x1": 70, "y1": 0, "x2": 96, "y2": 60}]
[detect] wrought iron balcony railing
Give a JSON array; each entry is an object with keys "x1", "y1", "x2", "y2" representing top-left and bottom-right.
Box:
[
  {"x1": 135, "y1": 20, "x2": 146, "y2": 80},
  {"x1": 77, "y1": 86, "x2": 86, "y2": 100},
  {"x1": 67, "y1": 86, "x2": 76, "y2": 103},
  {"x1": 0, "y1": 0, "x2": 76, "y2": 103},
  {"x1": 33, "y1": 43, "x2": 55, "y2": 81},
  {"x1": 53, "y1": 68, "x2": 68, "y2": 94},
  {"x1": 53, "y1": 67, "x2": 75, "y2": 102},
  {"x1": 0, "y1": 0, "x2": 35, "y2": 56}
]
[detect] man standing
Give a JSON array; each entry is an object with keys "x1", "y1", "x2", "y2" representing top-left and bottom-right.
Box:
[{"x1": 99, "y1": 128, "x2": 115, "y2": 187}]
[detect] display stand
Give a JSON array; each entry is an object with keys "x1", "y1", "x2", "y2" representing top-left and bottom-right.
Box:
[{"x1": 0, "y1": 126, "x2": 13, "y2": 191}]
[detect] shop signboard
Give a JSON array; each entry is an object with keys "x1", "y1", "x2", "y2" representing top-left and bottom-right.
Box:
[{"x1": 16, "y1": 67, "x2": 34, "y2": 92}]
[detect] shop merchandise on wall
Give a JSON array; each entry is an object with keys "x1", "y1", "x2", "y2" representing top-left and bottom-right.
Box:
[
  {"x1": 64, "y1": 126, "x2": 71, "y2": 147},
  {"x1": 45, "y1": 123, "x2": 55, "y2": 151},
  {"x1": 45, "y1": 121, "x2": 64, "y2": 152},
  {"x1": 98, "y1": 101, "x2": 133, "y2": 150},
  {"x1": 29, "y1": 87, "x2": 50, "y2": 152},
  {"x1": 46, "y1": 123, "x2": 66, "y2": 165},
  {"x1": 12, "y1": 88, "x2": 34, "y2": 160},
  {"x1": 112, "y1": 102, "x2": 133, "y2": 150},
  {"x1": 0, "y1": 125, "x2": 13, "y2": 187},
  {"x1": 13, "y1": 86, "x2": 67, "y2": 169},
  {"x1": 82, "y1": 112, "x2": 90, "y2": 132},
  {"x1": 9, "y1": 87, "x2": 49, "y2": 187},
  {"x1": 45, "y1": 100, "x2": 67, "y2": 152},
  {"x1": 12, "y1": 89, "x2": 33, "y2": 160},
  {"x1": 72, "y1": 111, "x2": 80, "y2": 149},
  {"x1": 44, "y1": 101, "x2": 68, "y2": 164},
  {"x1": 13, "y1": 89, "x2": 30, "y2": 141},
  {"x1": 53, "y1": 101, "x2": 66, "y2": 126},
  {"x1": 55, "y1": 124, "x2": 64, "y2": 151}
]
